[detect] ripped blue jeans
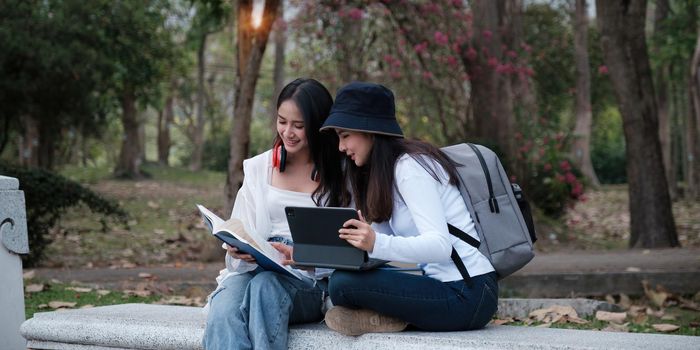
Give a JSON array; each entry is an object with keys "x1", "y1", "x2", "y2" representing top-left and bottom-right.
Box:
[{"x1": 202, "y1": 268, "x2": 324, "y2": 350}]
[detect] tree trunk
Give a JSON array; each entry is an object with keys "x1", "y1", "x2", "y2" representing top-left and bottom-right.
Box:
[
  {"x1": 596, "y1": 0, "x2": 679, "y2": 248},
  {"x1": 688, "y1": 31, "x2": 700, "y2": 199},
  {"x1": 138, "y1": 117, "x2": 146, "y2": 165},
  {"x1": 470, "y1": 0, "x2": 515, "y2": 158},
  {"x1": 269, "y1": 0, "x2": 286, "y2": 123},
  {"x1": 571, "y1": 0, "x2": 600, "y2": 187},
  {"x1": 115, "y1": 88, "x2": 143, "y2": 178},
  {"x1": 190, "y1": 34, "x2": 208, "y2": 171},
  {"x1": 653, "y1": 0, "x2": 675, "y2": 198},
  {"x1": 224, "y1": 0, "x2": 280, "y2": 213},
  {"x1": 19, "y1": 115, "x2": 40, "y2": 168},
  {"x1": 157, "y1": 85, "x2": 174, "y2": 166}
]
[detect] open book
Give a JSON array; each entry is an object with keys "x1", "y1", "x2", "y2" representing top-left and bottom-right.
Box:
[{"x1": 196, "y1": 204, "x2": 307, "y2": 281}]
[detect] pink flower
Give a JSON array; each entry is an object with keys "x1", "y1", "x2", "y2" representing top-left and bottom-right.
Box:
[
  {"x1": 510, "y1": 175, "x2": 517, "y2": 183},
  {"x1": 465, "y1": 47, "x2": 477, "y2": 61},
  {"x1": 414, "y1": 41, "x2": 428, "y2": 54},
  {"x1": 520, "y1": 43, "x2": 532, "y2": 53},
  {"x1": 571, "y1": 181, "x2": 583, "y2": 198},
  {"x1": 543, "y1": 163, "x2": 552, "y2": 172},
  {"x1": 390, "y1": 71, "x2": 402, "y2": 79},
  {"x1": 560, "y1": 160, "x2": 571, "y2": 172},
  {"x1": 564, "y1": 172, "x2": 577, "y2": 184},
  {"x1": 482, "y1": 30, "x2": 493, "y2": 41},
  {"x1": 487, "y1": 57, "x2": 499, "y2": 67},
  {"x1": 445, "y1": 55, "x2": 458, "y2": 67},
  {"x1": 434, "y1": 31, "x2": 449, "y2": 45},
  {"x1": 507, "y1": 50, "x2": 517, "y2": 58},
  {"x1": 347, "y1": 8, "x2": 363, "y2": 20},
  {"x1": 598, "y1": 65, "x2": 609, "y2": 75},
  {"x1": 422, "y1": 71, "x2": 433, "y2": 79},
  {"x1": 538, "y1": 147, "x2": 545, "y2": 157}
]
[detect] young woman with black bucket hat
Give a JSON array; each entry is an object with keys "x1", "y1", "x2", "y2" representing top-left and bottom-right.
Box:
[{"x1": 319, "y1": 82, "x2": 498, "y2": 335}]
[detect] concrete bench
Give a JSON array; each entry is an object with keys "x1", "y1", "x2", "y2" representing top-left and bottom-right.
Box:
[{"x1": 20, "y1": 303, "x2": 699, "y2": 350}]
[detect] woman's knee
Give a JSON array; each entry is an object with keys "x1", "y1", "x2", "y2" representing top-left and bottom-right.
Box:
[{"x1": 328, "y1": 270, "x2": 360, "y2": 303}]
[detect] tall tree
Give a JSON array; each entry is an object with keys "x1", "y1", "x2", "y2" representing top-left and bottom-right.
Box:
[
  {"x1": 224, "y1": 0, "x2": 280, "y2": 212},
  {"x1": 269, "y1": 0, "x2": 287, "y2": 123},
  {"x1": 571, "y1": 0, "x2": 600, "y2": 186},
  {"x1": 596, "y1": 0, "x2": 679, "y2": 248},
  {"x1": 652, "y1": 0, "x2": 675, "y2": 197},
  {"x1": 111, "y1": 1, "x2": 176, "y2": 178},
  {"x1": 157, "y1": 81, "x2": 176, "y2": 165},
  {"x1": 470, "y1": 0, "x2": 516, "y2": 157},
  {"x1": 688, "y1": 28, "x2": 700, "y2": 199}
]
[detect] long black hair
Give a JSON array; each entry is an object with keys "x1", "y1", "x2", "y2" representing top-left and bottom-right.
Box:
[
  {"x1": 274, "y1": 78, "x2": 350, "y2": 207},
  {"x1": 346, "y1": 135, "x2": 459, "y2": 223}
]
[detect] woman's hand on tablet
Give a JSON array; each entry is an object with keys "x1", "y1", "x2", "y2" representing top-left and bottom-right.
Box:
[{"x1": 339, "y1": 210, "x2": 376, "y2": 253}]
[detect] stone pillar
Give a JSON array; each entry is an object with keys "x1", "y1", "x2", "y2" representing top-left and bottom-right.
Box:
[{"x1": 0, "y1": 175, "x2": 30, "y2": 350}]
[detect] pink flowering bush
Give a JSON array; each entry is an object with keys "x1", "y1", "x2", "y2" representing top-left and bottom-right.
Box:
[{"x1": 515, "y1": 120, "x2": 586, "y2": 217}]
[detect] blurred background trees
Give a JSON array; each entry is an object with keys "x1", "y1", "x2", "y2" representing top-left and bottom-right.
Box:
[{"x1": 2, "y1": 0, "x2": 699, "y2": 251}]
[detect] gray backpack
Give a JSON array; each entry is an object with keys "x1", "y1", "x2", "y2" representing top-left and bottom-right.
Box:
[{"x1": 441, "y1": 143, "x2": 536, "y2": 281}]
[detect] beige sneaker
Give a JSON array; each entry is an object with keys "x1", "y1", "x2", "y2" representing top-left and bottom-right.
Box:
[{"x1": 324, "y1": 306, "x2": 408, "y2": 336}]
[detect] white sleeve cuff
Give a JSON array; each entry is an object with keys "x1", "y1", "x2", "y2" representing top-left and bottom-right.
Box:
[{"x1": 368, "y1": 232, "x2": 391, "y2": 260}]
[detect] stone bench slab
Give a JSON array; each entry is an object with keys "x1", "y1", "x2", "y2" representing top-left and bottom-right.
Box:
[{"x1": 20, "y1": 303, "x2": 699, "y2": 350}]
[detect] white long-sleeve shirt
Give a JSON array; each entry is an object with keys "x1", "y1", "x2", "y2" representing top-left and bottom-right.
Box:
[{"x1": 368, "y1": 154, "x2": 495, "y2": 282}]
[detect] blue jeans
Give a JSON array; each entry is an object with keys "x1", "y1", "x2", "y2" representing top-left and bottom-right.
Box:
[
  {"x1": 328, "y1": 270, "x2": 498, "y2": 331},
  {"x1": 203, "y1": 269, "x2": 324, "y2": 350}
]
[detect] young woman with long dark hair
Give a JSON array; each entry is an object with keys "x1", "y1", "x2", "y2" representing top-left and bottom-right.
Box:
[
  {"x1": 320, "y1": 82, "x2": 498, "y2": 335},
  {"x1": 203, "y1": 78, "x2": 350, "y2": 349}
]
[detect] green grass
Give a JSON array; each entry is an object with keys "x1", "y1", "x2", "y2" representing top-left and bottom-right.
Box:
[{"x1": 24, "y1": 282, "x2": 160, "y2": 319}]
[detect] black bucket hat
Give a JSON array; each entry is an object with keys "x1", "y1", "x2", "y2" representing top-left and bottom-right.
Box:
[{"x1": 320, "y1": 82, "x2": 404, "y2": 138}]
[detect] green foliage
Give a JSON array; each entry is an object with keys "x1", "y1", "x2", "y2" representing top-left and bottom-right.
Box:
[
  {"x1": 591, "y1": 106, "x2": 627, "y2": 184},
  {"x1": 523, "y1": 3, "x2": 575, "y2": 119},
  {"x1": 0, "y1": 163, "x2": 128, "y2": 266}
]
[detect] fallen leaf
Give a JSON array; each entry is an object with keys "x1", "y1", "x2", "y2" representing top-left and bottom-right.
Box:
[
  {"x1": 493, "y1": 318, "x2": 513, "y2": 325},
  {"x1": 138, "y1": 272, "x2": 153, "y2": 279},
  {"x1": 632, "y1": 313, "x2": 648, "y2": 324},
  {"x1": 66, "y1": 287, "x2": 92, "y2": 293},
  {"x1": 25, "y1": 284, "x2": 44, "y2": 293},
  {"x1": 618, "y1": 294, "x2": 631, "y2": 309},
  {"x1": 642, "y1": 280, "x2": 668, "y2": 308},
  {"x1": 48, "y1": 301, "x2": 77, "y2": 309},
  {"x1": 646, "y1": 307, "x2": 664, "y2": 318},
  {"x1": 80, "y1": 304, "x2": 94, "y2": 309},
  {"x1": 596, "y1": 311, "x2": 627, "y2": 324},
  {"x1": 96, "y1": 290, "x2": 111, "y2": 296},
  {"x1": 124, "y1": 289, "x2": 152, "y2": 297},
  {"x1": 153, "y1": 229, "x2": 166, "y2": 235},
  {"x1": 679, "y1": 297, "x2": 700, "y2": 312},
  {"x1": 147, "y1": 201, "x2": 159, "y2": 209},
  {"x1": 602, "y1": 322, "x2": 629, "y2": 332},
  {"x1": 661, "y1": 314, "x2": 676, "y2": 321},
  {"x1": 605, "y1": 294, "x2": 615, "y2": 305},
  {"x1": 628, "y1": 305, "x2": 646, "y2": 316},
  {"x1": 528, "y1": 305, "x2": 587, "y2": 324},
  {"x1": 23, "y1": 270, "x2": 36, "y2": 280},
  {"x1": 625, "y1": 266, "x2": 641, "y2": 272},
  {"x1": 38, "y1": 304, "x2": 48, "y2": 309},
  {"x1": 652, "y1": 324, "x2": 679, "y2": 332}
]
